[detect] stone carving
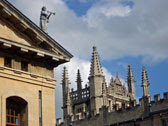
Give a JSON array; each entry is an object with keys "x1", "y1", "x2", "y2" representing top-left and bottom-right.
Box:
[{"x1": 40, "y1": 6, "x2": 55, "y2": 32}]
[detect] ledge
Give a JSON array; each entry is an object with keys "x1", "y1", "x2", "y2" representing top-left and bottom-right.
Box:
[
  {"x1": 0, "y1": 37, "x2": 61, "y2": 62},
  {"x1": 0, "y1": 66, "x2": 56, "y2": 89}
]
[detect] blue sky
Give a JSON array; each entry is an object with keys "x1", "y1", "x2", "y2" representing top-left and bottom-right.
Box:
[
  {"x1": 63, "y1": 0, "x2": 168, "y2": 98},
  {"x1": 9, "y1": 0, "x2": 168, "y2": 119},
  {"x1": 64, "y1": 0, "x2": 134, "y2": 17},
  {"x1": 63, "y1": 0, "x2": 98, "y2": 16}
]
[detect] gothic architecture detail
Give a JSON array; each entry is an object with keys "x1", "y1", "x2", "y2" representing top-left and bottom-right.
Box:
[
  {"x1": 57, "y1": 47, "x2": 168, "y2": 126},
  {"x1": 127, "y1": 65, "x2": 136, "y2": 101},
  {"x1": 62, "y1": 67, "x2": 72, "y2": 121},
  {"x1": 142, "y1": 66, "x2": 150, "y2": 97},
  {"x1": 89, "y1": 46, "x2": 103, "y2": 77}
]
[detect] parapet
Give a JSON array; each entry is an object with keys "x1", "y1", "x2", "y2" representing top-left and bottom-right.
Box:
[
  {"x1": 164, "y1": 92, "x2": 168, "y2": 100},
  {"x1": 152, "y1": 92, "x2": 168, "y2": 103},
  {"x1": 130, "y1": 100, "x2": 136, "y2": 107},
  {"x1": 154, "y1": 94, "x2": 160, "y2": 102}
]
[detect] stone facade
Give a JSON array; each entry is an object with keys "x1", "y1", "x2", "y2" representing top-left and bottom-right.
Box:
[
  {"x1": 0, "y1": 1, "x2": 72, "y2": 126},
  {"x1": 58, "y1": 46, "x2": 168, "y2": 126}
]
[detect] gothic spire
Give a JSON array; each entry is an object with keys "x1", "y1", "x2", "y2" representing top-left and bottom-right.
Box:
[
  {"x1": 110, "y1": 77, "x2": 114, "y2": 83},
  {"x1": 62, "y1": 67, "x2": 70, "y2": 86},
  {"x1": 76, "y1": 69, "x2": 82, "y2": 91},
  {"x1": 127, "y1": 65, "x2": 136, "y2": 100},
  {"x1": 141, "y1": 66, "x2": 150, "y2": 97},
  {"x1": 89, "y1": 46, "x2": 103, "y2": 77},
  {"x1": 110, "y1": 77, "x2": 115, "y2": 86},
  {"x1": 114, "y1": 72, "x2": 122, "y2": 85},
  {"x1": 61, "y1": 67, "x2": 70, "y2": 106},
  {"x1": 128, "y1": 65, "x2": 134, "y2": 80}
]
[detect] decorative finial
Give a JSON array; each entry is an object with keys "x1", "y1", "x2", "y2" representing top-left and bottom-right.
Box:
[
  {"x1": 110, "y1": 77, "x2": 114, "y2": 83},
  {"x1": 61, "y1": 66, "x2": 70, "y2": 85},
  {"x1": 89, "y1": 46, "x2": 103, "y2": 77},
  {"x1": 93, "y1": 46, "x2": 97, "y2": 51},
  {"x1": 142, "y1": 66, "x2": 150, "y2": 97},
  {"x1": 127, "y1": 65, "x2": 136, "y2": 101},
  {"x1": 115, "y1": 72, "x2": 121, "y2": 85},
  {"x1": 127, "y1": 64, "x2": 135, "y2": 81},
  {"x1": 76, "y1": 69, "x2": 82, "y2": 90},
  {"x1": 116, "y1": 72, "x2": 119, "y2": 78}
]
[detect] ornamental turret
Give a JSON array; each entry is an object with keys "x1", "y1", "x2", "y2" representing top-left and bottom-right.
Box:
[
  {"x1": 61, "y1": 67, "x2": 72, "y2": 120},
  {"x1": 88, "y1": 46, "x2": 105, "y2": 115},
  {"x1": 127, "y1": 65, "x2": 136, "y2": 101},
  {"x1": 141, "y1": 66, "x2": 150, "y2": 97}
]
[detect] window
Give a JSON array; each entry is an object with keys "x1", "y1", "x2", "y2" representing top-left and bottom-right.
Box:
[
  {"x1": 4, "y1": 57, "x2": 12, "y2": 68},
  {"x1": 6, "y1": 105, "x2": 20, "y2": 126},
  {"x1": 21, "y1": 61, "x2": 28, "y2": 72},
  {"x1": 162, "y1": 120, "x2": 166, "y2": 126},
  {"x1": 6, "y1": 96, "x2": 27, "y2": 126},
  {"x1": 39, "y1": 91, "x2": 42, "y2": 126}
]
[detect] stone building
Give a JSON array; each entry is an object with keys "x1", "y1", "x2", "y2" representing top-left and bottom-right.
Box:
[
  {"x1": 57, "y1": 46, "x2": 168, "y2": 126},
  {"x1": 0, "y1": 0, "x2": 72, "y2": 126}
]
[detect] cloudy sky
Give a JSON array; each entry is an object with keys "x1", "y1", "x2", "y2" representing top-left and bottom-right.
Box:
[{"x1": 9, "y1": 0, "x2": 168, "y2": 119}]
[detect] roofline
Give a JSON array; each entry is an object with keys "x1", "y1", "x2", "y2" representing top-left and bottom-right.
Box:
[{"x1": 2, "y1": 0, "x2": 73, "y2": 58}]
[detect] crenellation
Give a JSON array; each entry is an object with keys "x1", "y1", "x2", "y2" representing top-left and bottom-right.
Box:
[
  {"x1": 154, "y1": 94, "x2": 161, "y2": 102},
  {"x1": 164, "y1": 92, "x2": 168, "y2": 100},
  {"x1": 139, "y1": 98, "x2": 143, "y2": 106}
]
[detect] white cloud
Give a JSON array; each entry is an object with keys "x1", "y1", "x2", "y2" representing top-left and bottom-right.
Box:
[
  {"x1": 101, "y1": 6, "x2": 131, "y2": 17},
  {"x1": 54, "y1": 57, "x2": 90, "y2": 89},
  {"x1": 117, "y1": 62, "x2": 128, "y2": 69}
]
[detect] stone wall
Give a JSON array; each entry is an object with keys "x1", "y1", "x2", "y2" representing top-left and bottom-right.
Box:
[
  {"x1": 61, "y1": 93, "x2": 168, "y2": 126},
  {"x1": 0, "y1": 58, "x2": 56, "y2": 126}
]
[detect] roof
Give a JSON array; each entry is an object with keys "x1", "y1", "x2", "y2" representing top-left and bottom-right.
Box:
[{"x1": 0, "y1": 0, "x2": 73, "y2": 59}]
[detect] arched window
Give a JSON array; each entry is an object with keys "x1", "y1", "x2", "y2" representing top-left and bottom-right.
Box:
[{"x1": 6, "y1": 96, "x2": 28, "y2": 126}]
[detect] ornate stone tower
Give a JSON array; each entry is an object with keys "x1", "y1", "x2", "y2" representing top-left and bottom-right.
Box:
[
  {"x1": 76, "y1": 69, "x2": 82, "y2": 100},
  {"x1": 61, "y1": 67, "x2": 72, "y2": 120},
  {"x1": 141, "y1": 66, "x2": 151, "y2": 115},
  {"x1": 142, "y1": 66, "x2": 150, "y2": 97},
  {"x1": 127, "y1": 65, "x2": 136, "y2": 101},
  {"x1": 88, "y1": 46, "x2": 105, "y2": 115}
]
